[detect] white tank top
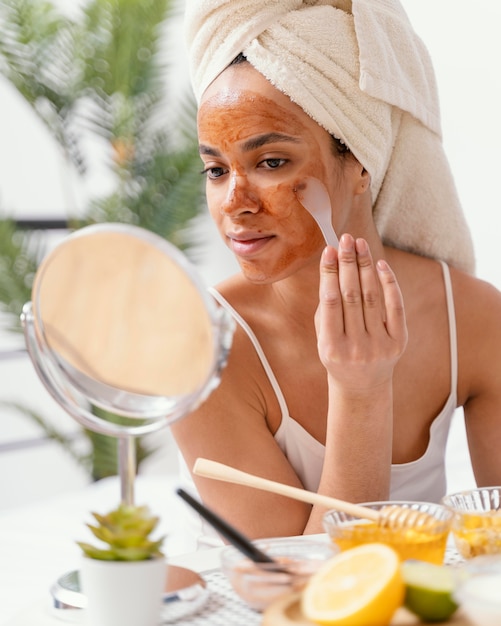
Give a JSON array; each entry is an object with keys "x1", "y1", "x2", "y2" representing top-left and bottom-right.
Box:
[{"x1": 178, "y1": 262, "x2": 457, "y2": 549}]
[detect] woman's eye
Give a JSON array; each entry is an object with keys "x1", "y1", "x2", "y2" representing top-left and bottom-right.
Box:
[
  {"x1": 261, "y1": 158, "x2": 286, "y2": 169},
  {"x1": 201, "y1": 166, "x2": 226, "y2": 179}
]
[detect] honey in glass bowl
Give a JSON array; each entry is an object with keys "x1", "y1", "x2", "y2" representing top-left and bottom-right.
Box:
[
  {"x1": 323, "y1": 501, "x2": 453, "y2": 564},
  {"x1": 442, "y1": 487, "x2": 501, "y2": 558}
]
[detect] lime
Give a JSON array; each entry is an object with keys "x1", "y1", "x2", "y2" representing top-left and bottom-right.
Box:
[{"x1": 401, "y1": 560, "x2": 459, "y2": 622}]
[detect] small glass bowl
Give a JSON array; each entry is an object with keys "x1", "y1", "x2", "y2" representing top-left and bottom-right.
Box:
[
  {"x1": 323, "y1": 501, "x2": 453, "y2": 564},
  {"x1": 442, "y1": 487, "x2": 501, "y2": 558},
  {"x1": 220, "y1": 536, "x2": 337, "y2": 612},
  {"x1": 453, "y1": 555, "x2": 501, "y2": 626}
]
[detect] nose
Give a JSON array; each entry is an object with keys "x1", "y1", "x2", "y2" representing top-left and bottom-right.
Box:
[{"x1": 220, "y1": 172, "x2": 260, "y2": 216}]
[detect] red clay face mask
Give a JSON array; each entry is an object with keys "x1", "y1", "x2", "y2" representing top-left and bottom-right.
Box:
[{"x1": 197, "y1": 66, "x2": 332, "y2": 281}]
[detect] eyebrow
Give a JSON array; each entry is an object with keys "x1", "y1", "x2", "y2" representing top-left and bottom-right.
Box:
[
  {"x1": 241, "y1": 132, "x2": 301, "y2": 151},
  {"x1": 199, "y1": 132, "x2": 301, "y2": 156}
]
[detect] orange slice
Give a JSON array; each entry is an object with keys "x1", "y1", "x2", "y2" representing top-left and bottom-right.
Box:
[{"x1": 301, "y1": 542, "x2": 404, "y2": 626}]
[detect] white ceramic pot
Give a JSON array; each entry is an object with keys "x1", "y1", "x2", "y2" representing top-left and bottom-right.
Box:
[{"x1": 80, "y1": 556, "x2": 166, "y2": 626}]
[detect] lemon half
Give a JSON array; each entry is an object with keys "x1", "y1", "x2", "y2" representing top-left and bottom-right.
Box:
[{"x1": 301, "y1": 542, "x2": 404, "y2": 626}]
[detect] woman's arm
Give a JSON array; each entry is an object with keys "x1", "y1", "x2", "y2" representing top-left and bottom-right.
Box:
[
  {"x1": 171, "y1": 324, "x2": 315, "y2": 539},
  {"x1": 456, "y1": 273, "x2": 501, "y2": 487},
  {"x1": 305, "y1": 235, "x2": 407, "y2": 532}
]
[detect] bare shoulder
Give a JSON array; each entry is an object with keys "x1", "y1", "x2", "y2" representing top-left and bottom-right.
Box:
[
  {"x1": 171, "y1": 274, "x2": 283, "y2": 479},
  {"x1": 389, "y1": 247, "x2": 501, "y2": 319},
  {"x1": 182, "y1": 274, "x2": 275, "y2": 421},
  {"x1": 386, "y1": 248, "x2": 501, "y2": 393},
  {"x1": 449, "y1": 265, "x2": 501, "y2": 398},
  {"x1": 450, "y1": 265, "x2": 501, "y2": 328}
]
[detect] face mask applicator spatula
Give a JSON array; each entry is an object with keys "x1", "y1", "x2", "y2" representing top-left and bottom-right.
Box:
[{"x1": 296, "y1": 177, "x2": 339, "y2": 248}]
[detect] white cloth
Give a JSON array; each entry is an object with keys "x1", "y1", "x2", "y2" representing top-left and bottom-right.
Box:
[{"x1": 184, "y1": 0, "x2": 475, "y2": 273}]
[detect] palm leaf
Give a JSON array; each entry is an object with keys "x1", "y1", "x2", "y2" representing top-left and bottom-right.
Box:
[
  {"x1": 0, "y1": 400, "x2": 88, "y2": 467},
  {"x1": 0, "y1": 219, "x2": 42, "y2": 331},
  {"x1": 0, "y1": 0, "x2": 85, "y2": 172},
  {"x1": 77, "y1": 0, "x2": 171, "y2": 98},
  {"x1": 0, "y1": 0, "x2": 204, "y2": 480}
]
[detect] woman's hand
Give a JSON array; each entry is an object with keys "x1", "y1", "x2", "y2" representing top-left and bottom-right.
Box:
[{"x1": 315, "y1": 234, "x2": 408, "y2": 391}]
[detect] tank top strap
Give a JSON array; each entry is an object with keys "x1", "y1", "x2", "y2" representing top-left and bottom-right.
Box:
[
  {"x1": 439, "y1": 261, "x2": 458, "y2": 396},
  {"x1": 208, "y1": 287, "x2": 290, "y2": 419}
]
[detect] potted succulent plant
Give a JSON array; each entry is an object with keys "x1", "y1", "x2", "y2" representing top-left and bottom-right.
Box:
[{"x1": 78, "y1": 503, "x2": 166, "y2": 626}]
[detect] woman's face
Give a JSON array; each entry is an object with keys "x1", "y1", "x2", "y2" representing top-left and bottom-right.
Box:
[{"x1": 198, "y1": 62, "x2": 356, "y2": 284}]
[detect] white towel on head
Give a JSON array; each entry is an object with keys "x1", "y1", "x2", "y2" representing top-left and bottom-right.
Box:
[
  {"x1": 185, "y1": 0, "x2": 475, "y2": 273},
  {"x1": 352, "y1": 0, "x2": 440, "y2": 134}
]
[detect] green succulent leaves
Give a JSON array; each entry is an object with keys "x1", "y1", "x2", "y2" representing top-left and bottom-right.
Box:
[{"x1": 77, "y1": 504, "x2": 165, "y2": 561}]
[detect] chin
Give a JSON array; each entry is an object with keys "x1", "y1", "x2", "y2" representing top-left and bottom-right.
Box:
[
  {"x1": 237, "y1": 251, "x2": 319, "y2": 284},
  {"x1": 237, "y1": 260, "x2": 275, "y2": 284}
]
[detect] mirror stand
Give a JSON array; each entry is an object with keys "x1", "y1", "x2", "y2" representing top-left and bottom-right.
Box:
[
  {"x1": 20, "y1": 223, "x2": 235, "y2": 621},
  {"x1": 118, "y1": 436, "x2": 136, "y2": 505}
]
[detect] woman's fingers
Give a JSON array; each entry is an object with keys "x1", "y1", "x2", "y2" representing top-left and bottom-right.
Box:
[
  {"x1": 334, "y1": 234, "x2": 386, "y2": 337},
  {"x1": 317, "y1": 235, "x2": 407, "y2": 381},
  {"x1": 337, "y1": 234, "x2": 366, "y2": 335},
  {"x1": 376, "y1": 258, "x2": 408, "y2": 346},
  {"x1": 321, "y1": 234, "x2": 405, "y2": 339},
  {"x1": 317, "y1": 244, "x2": 344, "y2": 337}
]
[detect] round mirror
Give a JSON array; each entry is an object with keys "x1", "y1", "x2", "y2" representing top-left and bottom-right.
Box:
[{"x1": 21, "y1": 223, "x2": 234, "y2": 493}]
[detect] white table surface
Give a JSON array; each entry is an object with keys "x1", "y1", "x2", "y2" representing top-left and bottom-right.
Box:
[
  {"x1": 3, "y1": 551, "x2": 227, "y2": 626},
  {"x1": 0, "y1": 469, "x2": 281, "y2": 626},
  {"x1": 0, "y1": 474, "x2": 335, "y2": 626},
  {"x1": 0, "y1": 474, "x2": 465, "y2": 626},
  {"x1": 0, "y1": 474, "x2": 199, "y2": 626}
]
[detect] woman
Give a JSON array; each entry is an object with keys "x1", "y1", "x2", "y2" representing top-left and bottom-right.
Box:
[{"x1": 172, "y1": 0, "x2": 501, "y2": 549}]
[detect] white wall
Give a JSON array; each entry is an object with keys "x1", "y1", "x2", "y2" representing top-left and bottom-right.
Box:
[{"x1": 2, "y1": 0, "x2": 499, "y2": 508}]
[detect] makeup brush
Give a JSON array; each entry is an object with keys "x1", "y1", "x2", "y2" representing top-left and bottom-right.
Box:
[{"x1": 176, "y1": 488, "x2": 288, "y2": 573}]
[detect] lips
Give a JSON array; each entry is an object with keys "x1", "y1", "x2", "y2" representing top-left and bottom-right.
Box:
[{"x1": 228, "y1": 232, "x2": 274, "y2": 257}]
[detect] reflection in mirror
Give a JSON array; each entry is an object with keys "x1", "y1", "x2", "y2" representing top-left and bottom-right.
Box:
[{"x1": 21, "y1": 223, "x2": 234, "y2": 503}]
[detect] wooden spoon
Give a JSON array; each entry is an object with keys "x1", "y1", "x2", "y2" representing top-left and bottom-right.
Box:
[{"x1": 193, "y1": 458, "x2": 436, "y2": 528}]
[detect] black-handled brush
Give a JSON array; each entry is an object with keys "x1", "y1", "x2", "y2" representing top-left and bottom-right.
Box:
[{"x1": 176, "y1": 487, "x2": 288, "y2": 572}]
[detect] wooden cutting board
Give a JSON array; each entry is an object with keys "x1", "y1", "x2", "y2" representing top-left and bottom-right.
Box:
[{"x1": 261, "y1": 592, "x2": 472, "y2": 626}]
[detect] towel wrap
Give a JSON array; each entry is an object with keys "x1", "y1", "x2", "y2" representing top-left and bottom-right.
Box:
[{"x1": 185, "y1": 0, "x2": 475, "y2": 273}]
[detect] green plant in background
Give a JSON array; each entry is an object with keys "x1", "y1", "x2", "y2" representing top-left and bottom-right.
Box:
[
  {"x1": 0, "y1": 0, "x2": 205, "y2": 480},
  {"x1": 78, "y1": 503, "x2": 164, "y2": 561},
  {"x1": 0, "y1": 219, "x2": 40, "y2": 328}
]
